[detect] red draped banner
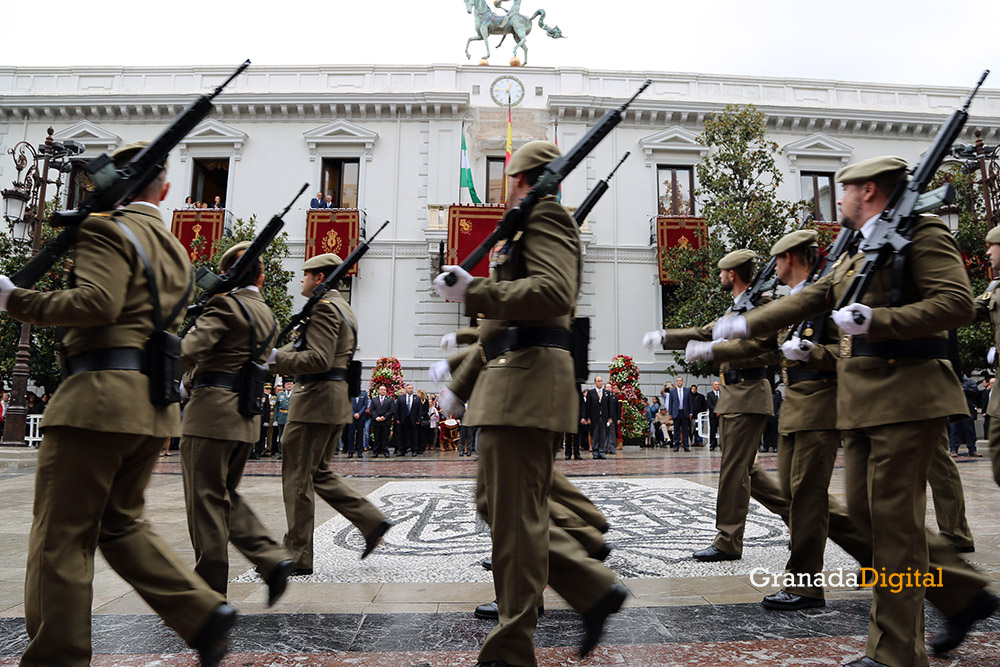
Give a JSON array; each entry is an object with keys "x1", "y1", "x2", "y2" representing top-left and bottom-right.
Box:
[
  {"x1": 306, "y1": 209, "x2": 361, "y2": 277},
  {"x1": 446, "y1": 204, "x2": 506, "y2": 278},
  {"x1": 171, "y1": 210, "x2": 226, "y2": 264},
  {"x1": 656, "y1": 216, "x2": 708, "y2": 285}
]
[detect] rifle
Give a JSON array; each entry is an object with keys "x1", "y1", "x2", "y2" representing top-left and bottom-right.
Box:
[
  {"x1": 276, "y1": 220, "x2": 390, "y2": 346},
  {"x1": 837, "y1": 70, "x2": 989, "y2": 323},
  {"x1": 179, "y1": 182, "x2": 308, "y2": 337},
  {"x1": 11, "y1": 59, "x2": 251, "y2": 289},
  {"x1": 572, "y1": 151, "x2": 630, "y2": 225},
  {"x1": 443, "y1": 79, "x2": 651, "y2": 285}
]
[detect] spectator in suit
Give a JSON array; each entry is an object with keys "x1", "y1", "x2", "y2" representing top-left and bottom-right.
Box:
[
  {"x1": 666, "y1": 377, "x2": 690, "y2": 452},
  {"x1": 609, "y1": 383, "x2": 622, "y2": 451},
  {"x1": 586, "y1": 376, "x2": 613, "y2": 459},
  {"x1": 251, "y1": 384, "x2": 274, "y2": 460},
  {"x1": 950, "y1": 374, "x2": 982, "y2": 457},
  {"x1": 395, "y1": 384, "x2": 423, "y2": 456},
  {"x1": 212, "y1": 195, "x2": 224, "y2": 209},
  {"x1": 345, "y1": 389, "x2": 370, "y2": 459},
  {"x1": 689, "y1": 386, "x2": 707, "y2": 446},
  {"x1": 370, "y1": 385, "x2": 393, "y2": 458},
  {"x1": 324, "y1": 195, "x2": 335, "y2": 209},
  {"x1": 309, "y1": 191, "x2": 324, "y2": 209},
  {"x1": 706, "y1": 380, "x2": 721, "y2": 450}
]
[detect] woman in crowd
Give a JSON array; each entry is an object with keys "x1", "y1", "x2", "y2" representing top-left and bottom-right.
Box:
[
  {"x1": 428, "y1": 394, "x2": 440, "y2": 452},
  {"x1": 646, "y1": 396, "x2": 662, "y2": 446}
]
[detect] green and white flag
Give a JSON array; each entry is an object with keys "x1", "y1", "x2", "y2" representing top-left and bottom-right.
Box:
[{"x1": 460, "y1": 133, "x2": 481, "y2": 204}]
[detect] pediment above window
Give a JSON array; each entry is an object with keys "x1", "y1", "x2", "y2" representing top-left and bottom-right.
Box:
[
  {"x1": 53, "y1": 121, "x2": 120, "y2": 154},
  {"x1": 639, "y1": 126, "x2": 708, "y2": 164},
  {"x1": 177, "y1": 119, "x2": 248, "y2": 161},
  {"x1": 783, "y1": 133, "x2": 853, "y2": 171},
  {"x1": 303, "y1": 120, "x2": 378, "y2": 161}
]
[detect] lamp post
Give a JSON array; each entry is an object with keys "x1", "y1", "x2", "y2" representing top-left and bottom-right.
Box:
[
  {"x1": 973, "y1": 128, "x2": 1000, "y2": 231},
  {"x1": 0, "y1": 127, "x2": 82, "y2": 446}
]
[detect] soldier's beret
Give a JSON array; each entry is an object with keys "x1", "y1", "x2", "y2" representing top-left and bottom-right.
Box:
[
  {"x1": 506, "y1": 140, "x2": 561, "y2": 176},
  {"x1": 219, "y1": 241, "x2": 252, "y2": 273},
  {"x1": 302, "y1": 253, "x2": 343, "y2": 272},
  {"x1": 986, "y1": 226, "x2": 1000, "y2": 244},
  {"x1": 769, "y1": 229, "x2": 819, "y2": 256},
  {"x1": 718, "y1": 249, "x2": 756, "y2": 270},
  {"x1": 110, "y1": 140, "x2": 168, "y2": 170},
  {"x1": 836, "y1": 156, "x2": 907, "y2": 183}
]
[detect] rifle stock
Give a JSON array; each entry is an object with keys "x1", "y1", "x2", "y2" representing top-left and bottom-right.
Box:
[{"x1": 276, "y1": 220, "x2": 390, "y2": 346}]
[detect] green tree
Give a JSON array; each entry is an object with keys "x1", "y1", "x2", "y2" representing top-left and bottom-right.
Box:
[
  {"x1": 187, "y1": 215, "x2": 295, "y2": 330},
  {"x1": 660, "y1": 104, "x2": 798, "y2": 374}
]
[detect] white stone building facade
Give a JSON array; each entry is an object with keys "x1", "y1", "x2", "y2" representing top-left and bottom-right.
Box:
[{"x1": 2, "y1": 64, "x2": 998, "y2": 394}]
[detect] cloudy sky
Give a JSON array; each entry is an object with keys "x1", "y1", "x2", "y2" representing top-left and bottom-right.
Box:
[{"x1": 4, "y1": 0, "x2": 996, "y2": 89}]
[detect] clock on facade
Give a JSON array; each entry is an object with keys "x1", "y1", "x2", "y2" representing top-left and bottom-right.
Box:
[{"x1": 490, "y1": 75, "x2": 525, "y2": 106}]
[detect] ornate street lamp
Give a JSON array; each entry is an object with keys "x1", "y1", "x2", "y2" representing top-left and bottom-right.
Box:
[{"x1": 0, "y1": 127, "x2": 84, "y2": 446}]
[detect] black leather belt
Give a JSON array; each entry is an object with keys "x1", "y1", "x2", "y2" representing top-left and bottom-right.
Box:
[
  {"x1": 785, "y1": 368, "x2": 837, "y2": 385},
  {"x1": 297, "y1": 368, "x2": 347, "y2": 383},
  {"x1": 480, "y1": 326, "x2": 573, "y2": 362},
  {"x1": 848, "y1": 337, "x2": 949, "y2": 359},
  {"x1": 193, "y1": 371, "x2": 239, "y2": 391},
  {"x1": 65, "y1": 348, "x2": 144, "y2": 377},
  {"x1": 722, "y1": 367, "x2": 769, "y2": 385}
]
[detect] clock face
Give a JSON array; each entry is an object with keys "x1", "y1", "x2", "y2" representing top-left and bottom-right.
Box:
[{"x1": 490, "y1": 75, "x2": 525, "y2": 106}]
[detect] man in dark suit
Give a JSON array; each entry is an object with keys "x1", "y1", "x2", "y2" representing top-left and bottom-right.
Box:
[
  {"x1": 370, "y1": 384, "x2": 393, "y2": 458},
  {"x1": 309, "y1": 191, "x2": 324, "y2": 209},
  {"x1": 345, "y1": 390, "x2": 370, "y2": 458},
  {"x1": 566, "y1": 389, "x2": 587, "y2": 459},
  {"x1": 706, "y1": 380, "x2": 721, "y2": 450},
  {"x1": 394, "y1": 384, "x2": 423, "y2": 456},
  {"x1": 689, "y1": 385, "x2": 708, "y2": 446},
  {"x1": 586, "y1": 376, "x2": 613, "y2": 459},
  {"x1": 667, "y1": 377, "x2": 690, "y2": 451}
]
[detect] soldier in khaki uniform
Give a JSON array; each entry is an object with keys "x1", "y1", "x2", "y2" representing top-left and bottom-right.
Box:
[
  {"x1": 645, "y1": 249, "x2": 779, "y2": 561},
  {"x1": 272, "y1": 253, "x2": 391, "y2": 574},
  {"x1": 0, "y1": 142, "x2": 234, "y2": 666},
  {"x1": 927, "y1": 429, "x2": 976, "y2": 551},
  {"x1": 434, "y1": 141, "x2": 627, "y2": 667},
  {"x1": 715, "y1": 156, "x2": 995, "y2": 667},
  {"x1": 974, "y1": 224, "x2": 1000, "y2": 486},
  {"x1": 180, "y1": 241, "x2": 294, "y2": 603}
]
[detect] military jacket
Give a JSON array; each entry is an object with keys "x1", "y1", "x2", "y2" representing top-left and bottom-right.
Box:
[
  {"x1": 462, "y1": 198, "x2": 580, "y2": 433},
  {"x1": 974, "y1": 279, "x2": 1000, "y2": 417},
  {"x1": 777, "y1": 331, "x2": 839, "y2": 435},
  {"x1": 8, "y1": 204, "x2": 191, "y2": 437},
  {"x1": 743, "y1": 216, "x2": 973, "y2": 430},
  {"x1": 661, "y1": 295, "x2": 779, "y2": 416},
  {"x1": 275, "y1": 392, "x2": 290, "y2": 425},
  {"x1": 273, "y1": 291, "x2": 356, "y2": 425},
  {"x1": 181, "y1": 287, "x2": 276, "y2": 443}
]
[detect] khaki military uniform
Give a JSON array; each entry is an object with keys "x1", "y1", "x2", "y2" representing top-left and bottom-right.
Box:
[
  {"x1": 8, "y1": 204, "x2": 223, "y2": 665},
  {"x1": 460, "y1": 198, "x2": 610, "y2": 667},
  {"x1": 973, "y1": 279, "x2": 1000, "y2": 485},
  {"x1": 927, "y1": 428, "x2": 975, "y2": 549},
  {"x1": 273, "y1": 291, "x2": 386, "y2": 570},
  {"x1": 661, "y1": 297, "x2": 778, "y2": 556},
  {"x1": 743, "y1": 216, "x2": 990, "y2": 667},
  {"x1": 180, "y1": 287, "x2": 291, "y2": 595}
]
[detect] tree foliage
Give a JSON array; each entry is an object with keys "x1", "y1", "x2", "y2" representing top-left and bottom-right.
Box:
[{"x1": 661, "y1": 104, "x2": 798, "y2": 374}]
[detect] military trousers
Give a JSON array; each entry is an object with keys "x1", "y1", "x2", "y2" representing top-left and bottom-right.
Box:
[
  {"x1": 180, "y1": 435, "x2": 290, "y2": 596},
  {"x1": 21, "y1": 427, "x2": 223, "y2": 666},
  {"x1": 843, "y1": 419, "x2": 990, "y2": 667},
  {"x1": 280, "y1": 421, "x2": 386, "y2": 570},
  {"x1": 988, "y1": 417, "x2": 1000, "y2": 488},
  {"x1": 475, "y1": 427, "x2": 615, "y2": 667},
  {"x1": 927, "y1": 429, "x2": 974, "y2": 550},
  {"x1": 713, "y1": 412, "x2": 769, "y2": 556}
]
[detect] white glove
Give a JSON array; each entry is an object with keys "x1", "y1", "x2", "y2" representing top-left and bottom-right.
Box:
[
  {"x1": 713, "y1": 314, "x2": 749, "y2": 340},
  {"x1": 179, "y1": 383, "x2": 189, "y2": 402},
  {"x1": 429, "y1": 359, "x2": 450, "y2": 383},
  {"x1": 831, "y1": 303, "x2": 872, "y2": 335},
  {"x1": 685, "y1": 340, "x2": 716, "y2": 363},
  {"x1": 433, "y1": 265, "x2": 473, "y2": 303},
  {"x1": 267, "y1": 348, "x2": 278, "y2": 366},
  {"x1": 440, "y1": 333, "x2": 458, "y2": 351},
  {"x1": 0, "y1": 275, "x2": 14, "y2": 311},
  {"x1": 439, "y1": 387, "x2": 465, "y2": 418},
  {"x1": 988, "y1": 346, "x2": 997, "y2": 366},
  {"x1": 642, "y1": 329, "x2": 666, "y2": 352},
  {"x1": 781, "y1": 335, "x2": 813, "y2": 362}
]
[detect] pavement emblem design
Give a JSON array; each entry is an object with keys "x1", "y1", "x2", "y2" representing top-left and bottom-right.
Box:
[{"x1": 234, "y1": 478, "x2": 856, "y2": 584}]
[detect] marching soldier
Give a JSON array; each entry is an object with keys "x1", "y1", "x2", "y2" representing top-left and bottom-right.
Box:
[
  {"x1": 433, "y1": 141, "x2": 627, "y2": 666},
  {"x1": 0, "y1": 142, "x2": 234, "y2": 666},
  {"x1": 179, "y1": 241, "x2": 294, "y2": 603},
  {"x1": 644, "y1": 249, "x2": 779, "y2": 562},
  {"x1": 714, "y1": 156, "x2": 995, "y2": 667},
  {"x1": 271, "y1": 253, "x2": 391, "y2": 575}
]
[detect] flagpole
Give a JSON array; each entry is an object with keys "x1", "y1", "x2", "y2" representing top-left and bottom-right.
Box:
[{"x1": 459, "y1": 120, "x2": 465, "y2": 205}]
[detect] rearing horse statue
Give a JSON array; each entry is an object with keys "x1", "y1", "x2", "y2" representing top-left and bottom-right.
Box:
[{"x1": 464, "y1": 0, "x2": 564, "y2": 66}]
